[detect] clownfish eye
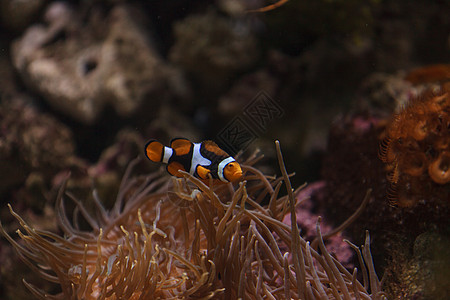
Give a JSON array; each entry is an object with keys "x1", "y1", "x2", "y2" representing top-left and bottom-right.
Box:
[{"x1": 227, "y1": 163, "x2": 235, "y2": 168}]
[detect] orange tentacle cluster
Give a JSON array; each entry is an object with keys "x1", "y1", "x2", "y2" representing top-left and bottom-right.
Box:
[
  {"x1": 380, "y1": 83, "x2": 450, "y2": 207},
  {"x1": 405, "y1": 64, "x2": 450, "y2": 85}
]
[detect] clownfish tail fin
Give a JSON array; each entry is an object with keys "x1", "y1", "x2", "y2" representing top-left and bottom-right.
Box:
[{"x1": 145, "y1": 140, "x2": 165, "y2": 162}]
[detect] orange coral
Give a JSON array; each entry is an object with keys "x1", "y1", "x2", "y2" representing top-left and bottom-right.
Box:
[
  {"x1": 405, "y1": 64, "x2": 450, "y2": 85},
  {"x1": 380, "y1": 83, "x2": 450, "y2": 206}
]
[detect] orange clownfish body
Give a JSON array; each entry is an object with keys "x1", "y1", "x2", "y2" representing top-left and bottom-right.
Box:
[{"x1": 144, "y1": 138, "x2": 243, "y2": 183}]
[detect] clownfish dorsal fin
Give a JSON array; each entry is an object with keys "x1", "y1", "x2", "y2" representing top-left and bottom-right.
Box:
[
  {"x1": 145, "y1": 140, "x2": 164, "y2": 162},
  {"x1": 167, "y1": 161, "x2": 186, "y2": 177},
  {"x1": 202, "y1": 140, "x2": 219, "y2": 147},
  {"x1": 203, "y1": 140, "x2": 229, "y2": 157},
  {"x1": 170, "y1": 138, "x2": 193, "y2": 156}
]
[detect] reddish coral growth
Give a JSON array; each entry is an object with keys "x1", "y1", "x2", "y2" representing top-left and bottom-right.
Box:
[
  {"x1": 405, "y1": 64, "x2": 450, "y2": 85},
  {"x1": 380, "y1": 83, "x2": 450, "y2": 206}
]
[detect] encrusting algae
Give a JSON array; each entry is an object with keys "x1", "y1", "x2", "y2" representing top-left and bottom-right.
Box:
[{"x1": 0, "y1": 141, "x2": 385, "y2": 299}]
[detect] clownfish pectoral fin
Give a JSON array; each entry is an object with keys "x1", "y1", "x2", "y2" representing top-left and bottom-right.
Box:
[
  {"x1": 145, "y1": 140, "x2": 164, "y2": 162},
  {"x1": 196, "y1": 165, "x2": 211, "y2": 180},
  {"x1": 167, "y1": 161, "x2": 186, "y2": 178},
  {"x1": 203, "y1": 140, "x2": 229, "y2": 157},
  {"x1": 170, "y1": 138, "x2": 193, "y2": 156}
]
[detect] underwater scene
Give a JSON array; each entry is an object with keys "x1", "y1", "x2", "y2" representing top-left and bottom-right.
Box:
[{"x1": 0, "y1": 0, "x2": 449, "y2": 299}]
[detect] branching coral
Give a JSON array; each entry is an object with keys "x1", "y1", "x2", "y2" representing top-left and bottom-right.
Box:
[
  {"x1": 379, "y1": 83, "x2": 450, "y2": 206},
  {"x1": 1, "y1": 141, "x2": 385, "y2": 299}
]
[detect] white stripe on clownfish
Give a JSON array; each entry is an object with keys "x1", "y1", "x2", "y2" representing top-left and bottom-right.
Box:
[
  {"x1": 218, "y1": 156, "x2": 236, "y2": 182},
  {"x1": 162, "y1": 147, "x2": 173, "y2": 164},
  {"x1": 190, "y1": 142, "x2": 211, "y2": 175}
]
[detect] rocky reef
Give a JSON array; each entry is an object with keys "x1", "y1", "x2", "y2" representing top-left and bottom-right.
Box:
[
  {"x1": 0, "y1": 0, "x2": 449, "y2": 299},
  {"x1": 11, "y1": 3, "x2": 187, "y2": 124}
]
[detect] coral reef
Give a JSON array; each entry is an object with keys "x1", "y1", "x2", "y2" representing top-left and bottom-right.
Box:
[
  {"x1": 405, "y1": 64, "x2": 450, "y2": 85},
  {"x1": 385, "y1": 232, "x2": 450, "y2": 299},
  {"x1": 282, "y1": 181, "x2": 355, "y2": 268},
  {"x1": 0, "y1": 143, "x2": 385, "y2": 299},
  {"x1": 1, "y1": 0, "x2": 449, "y2": 299},
  {"x1": 321, "y1": 80, "x2": 450, "y2": 298},
  {"x1": 11, "y1": 2, "x2": 186, "y2": 124},
  {"x1": 380, "y1": 83, "x2": 450, "y2": 207},
  {"x1": 356, "y1": 72, "x2": 418, "y2": 117},
  {"x1": 169, "y1": 10, "x2": 258, "y2": 92},
  {"x1": 0, "y1": 97, "x2": 77, "y2": 196}
]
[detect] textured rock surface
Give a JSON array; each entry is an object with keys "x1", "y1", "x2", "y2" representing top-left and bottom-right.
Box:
[
  {"x1": 0, "y1": 98, "x2": 76, "y2": 195},
  {"x1": 169, "y1": 11, "x2": 258, "y2": 91},
  {"x1": 12, "y1": 2, "x2": 186, "y2": 124}
]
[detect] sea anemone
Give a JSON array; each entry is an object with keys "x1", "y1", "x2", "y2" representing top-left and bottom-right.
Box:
[{"x1": 1, "y1": 141, "x2": 384, "y2": 299}]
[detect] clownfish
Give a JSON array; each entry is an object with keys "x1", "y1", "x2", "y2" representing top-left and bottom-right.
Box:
[{"x1": 144, "y1": 138, "x2": 243, "y2": 183}]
